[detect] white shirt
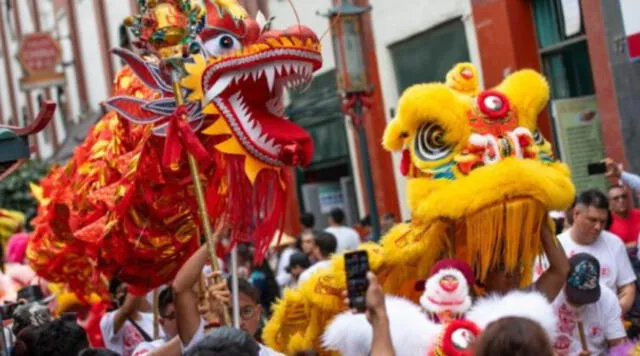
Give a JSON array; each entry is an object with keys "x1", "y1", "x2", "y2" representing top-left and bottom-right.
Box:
[
  {"x1": 534, "y1": 229, "x2": 636, "y2": 292},
  {"x1": 100, "y1": 311, "x2": 160, "y2": 356},
  {"x1": 298, "y1": 260, "x2": 331, "y2": 283},
  {"x1": 132, "y1": 339, "x2": 165, "y2": 356},
  {"x1": 182, "y1": 318, "x2": 284, "y2": 355},
  {"x1": 275, "y1": 246, "x2": 298, "y2": 290},
  {"x1": 552, "y1": 286, "x2": 626, "y2": 356},
  {"x1": 325, "y1": 226, "x2": 360, "y2": 253}
]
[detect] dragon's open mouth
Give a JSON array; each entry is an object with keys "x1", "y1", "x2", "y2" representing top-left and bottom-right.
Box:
[{"x1": 202, "y1": 45, "x2": 322, "y2": 166}]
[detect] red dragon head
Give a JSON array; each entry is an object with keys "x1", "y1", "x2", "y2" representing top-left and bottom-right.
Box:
[
  {"x1": 182, "y1": 1, "x2": 322, "y2": 180},
  {"x1": 101, "y1": 0, "x2": 323, "y2": 261}
]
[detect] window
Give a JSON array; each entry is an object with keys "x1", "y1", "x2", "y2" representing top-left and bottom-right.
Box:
[
  {"x1": 533, "y1": 0, "x2": 594, "y2": 99},
  {"x1": 389, "y1": 19, "x2": 470, "y2": 94}
]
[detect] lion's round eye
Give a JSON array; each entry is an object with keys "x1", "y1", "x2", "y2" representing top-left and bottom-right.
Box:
[{"x1": 414, "y1": 122, "x2": 452, "y2": 161}]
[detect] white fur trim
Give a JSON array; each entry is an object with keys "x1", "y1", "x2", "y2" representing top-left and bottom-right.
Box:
[
  {"x1": 322, "y1": 296, "x2": 440, "y2": 356},
  {"x1": 466, "y1": 291, "x2": 557, "y2": 340},
  {"x1": 420, "y1": 268, "x2": 472, "y2": 315}
]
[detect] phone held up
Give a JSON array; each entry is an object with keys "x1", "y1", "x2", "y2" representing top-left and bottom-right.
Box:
[
  {"x1": 587, "y1": 162, "x2": 607, "y2": 176},
  {"x1": 344, "y1": 250, "x2": 370, "y2": 313}
]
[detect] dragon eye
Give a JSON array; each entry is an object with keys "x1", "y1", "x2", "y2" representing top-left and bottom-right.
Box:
[
  {"x1": 204, "y1": 34, "x2": 242, "y2": 57},
  {"x1": 414, "y1": 122, "x2": 452, "y2": 161}
]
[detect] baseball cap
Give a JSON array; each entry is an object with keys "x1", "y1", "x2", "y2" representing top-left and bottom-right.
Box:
[
  {"x1": 566, "y1": 253, "x2": 601, "y2": 305},
  {"x1": 286, "y1": 252, "x2": 311, "y2": 273}
]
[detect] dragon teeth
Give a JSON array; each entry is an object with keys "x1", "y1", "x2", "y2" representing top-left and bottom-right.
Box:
[
  {"x1": 206, "y1": 74, "x2": 234, "y2": 102},
  {"x1": 265, "y1": 66, "x2": 276, "y2": 92}
]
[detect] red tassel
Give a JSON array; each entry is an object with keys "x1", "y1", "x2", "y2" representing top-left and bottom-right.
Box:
[
  {"x1": 219, "y1": 155, "x2": 287, "y2": 262},
  {"x1": 162, "y1": 106, "x2": 213, "y2": 171},
  {"x1": 162, "y1": 117, "x2": 183, "y2": 171}
]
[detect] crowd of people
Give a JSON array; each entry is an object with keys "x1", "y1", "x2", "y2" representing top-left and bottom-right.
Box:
[{"x1": 2, "y1": 158, "x2": 640, "y2": 355}]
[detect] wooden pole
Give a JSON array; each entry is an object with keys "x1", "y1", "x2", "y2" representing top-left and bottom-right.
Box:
[
  {"x1": 170, "y1": 74, "x2": 231, "y2": 327},
  {"x1": 94, "y1": 0, "x2": 115, "y2": 92},
  {"x1": 30, "y1": 0, "x2": 59, "y2": 151},
  {"x1": 0, "y1": 5, "x2": 18, "y2": 125},
  {"x1": 12, "y1": 0, "x2": 39, "y2": 159},
  {"x1": 65, "y1": 0, "x2": 89, "y2": 111},
  {"x1": 577, "y1": 320, "x2": 589, "y2": 353}
]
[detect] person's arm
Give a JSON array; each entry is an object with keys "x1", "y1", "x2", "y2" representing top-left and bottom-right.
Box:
[
  {"x1": 365, "y1": 272, "x2": 395, "y2": 356},
  {"x1": 112, "y1": 291, "x2": 145, "y2": 334},
  {"x1": 146, "y1": 336, "x2": 181, "y2": 356},
  {"x1": 172, "y1": 244, "x2": 208, "y2": 346},
  {"x1": 621, "y1": 172, "x2": 640, "y2": 193},
  {"x1": 608, "y1": 337, "x2": 627, "y2": 348},
  {"x1": 605, "y1": 158, "x2": 640, "y2": 192},
  {"x1": 618, "y1": 282, "x2": 636, "y2": 315},
  {"x1": 604, "y1": 288, "x2": 628, "y2": 348},
  {"x1": 533, "y1": 224, "x2": 570, "y2": 302},
  {"x1": 275, "y1": 249, "x2": 293, "y2": 288},
  {"x1": 614, "y1": 239, "x2": 637, "y2": 314}
]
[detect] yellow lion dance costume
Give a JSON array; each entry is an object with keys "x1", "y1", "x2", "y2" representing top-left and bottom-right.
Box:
[{"x1": 263, "y1": 63, "x2": 576, "y2": 353}]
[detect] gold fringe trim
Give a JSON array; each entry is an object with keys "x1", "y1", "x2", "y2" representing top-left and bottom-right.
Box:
[{"x1": 464, "y1": 198, "x2": 545, "y2": 284}]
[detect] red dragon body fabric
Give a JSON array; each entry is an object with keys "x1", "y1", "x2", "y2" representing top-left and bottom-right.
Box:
[{"x1": 28, "y1": 0, "x2": 322, "y2": 301}]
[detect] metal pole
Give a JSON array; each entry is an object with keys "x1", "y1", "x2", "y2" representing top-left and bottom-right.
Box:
[
  {"x1": 230, "y1": 246, "x2": 241, "y2": 328},
  {"x1": 353, "y1": 95, "x2": 381, "y2": 241},
  {"x1": 153, "y1": 288, "x2": 159, "y2": 339}
]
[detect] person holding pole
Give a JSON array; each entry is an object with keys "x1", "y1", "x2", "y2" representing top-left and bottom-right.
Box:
[
  {"x1": 172, "y1": 235, "x2": 230, "y2": 353},
  {"x1": 550, "y1": 253, "x2": 627, "y2": 355},
  {"x1": 99, "y1": 280, "x2": 159, "y2": 356},
  {"x1": 172, "y1": 238, "x2": 283, "y2": 355}
]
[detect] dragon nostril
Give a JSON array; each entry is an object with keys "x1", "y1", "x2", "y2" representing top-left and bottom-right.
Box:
[{"x1": 279, "y1": 143, "x2": 303, "y2": 166}]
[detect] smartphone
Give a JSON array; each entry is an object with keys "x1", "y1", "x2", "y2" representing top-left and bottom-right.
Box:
[
  {"x1": 587, "y1": 162, "x2": 607, "y2": 175},
  {"x1": 344, "y1": 251, "x2": 370, "y2": 313}
]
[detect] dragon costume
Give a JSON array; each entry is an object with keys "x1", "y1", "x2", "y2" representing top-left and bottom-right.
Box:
[
  {"x1": 28, "y1": 0, "x2": 322, "y2": 300},
  {"x1": 263, "y1": 63, "x2": 576, "y2": 353}
]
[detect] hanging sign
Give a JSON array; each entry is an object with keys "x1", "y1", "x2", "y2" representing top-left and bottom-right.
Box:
[
  {"x1": 17, "y1": 32, "x2": 65, "y2": 90},
  {"x1": 551, "y1": 96, "x2": 608, "y2": 194}
]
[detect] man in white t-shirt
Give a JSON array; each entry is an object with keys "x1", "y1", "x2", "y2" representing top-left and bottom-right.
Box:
[
  {"x1": 325, "y1": 208, "x2": 360, "y2": 253},
  {"x1": 535, "y1": 189, "x2": 636, "y2": 314},
  {"x1": 100, "y1": 281, "x2": 161, "y2": 356},
  {"x1": 173, "y1": 242, "x2": 284, "y2": 355},
  {"x1": 132, "y1": 286, "x2": 179, "y2": 355},
  {"x1": 298, "y1": 231, "x2": 337, "y2": 283},
  {"x1": 552, "y1": 253, "x2": 627, "y2": 356}
]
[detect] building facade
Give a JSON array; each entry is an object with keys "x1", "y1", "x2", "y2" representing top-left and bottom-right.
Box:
[
  {"x1": 0, "y1": 0, "x2": 267, "y2": 161},
  {"x1": 273, "y1": 0, "x2": 640, "y2": 233},
  {"x1": 2, "y1": 0, "x2": 638, "y2": 234},
  {"x1": 271, "y1": 0, "x2": 483, "y2": 229}
]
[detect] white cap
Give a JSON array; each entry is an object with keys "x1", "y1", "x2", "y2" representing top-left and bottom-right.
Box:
[{"x1": 549, "y1": 211, "x2": 565, "y2": 219}]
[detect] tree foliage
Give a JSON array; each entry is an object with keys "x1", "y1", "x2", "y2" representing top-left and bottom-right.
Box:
[{"x1": 0, "y1": 160, "x2": 50, "y2": 220}]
